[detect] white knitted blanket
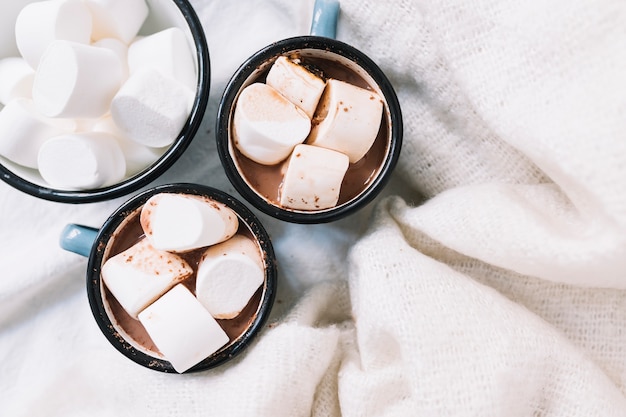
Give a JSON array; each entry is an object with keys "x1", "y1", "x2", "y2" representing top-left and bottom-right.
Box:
[{"x1": 2, "y1": 0, "x2": 626, "y2": 415}]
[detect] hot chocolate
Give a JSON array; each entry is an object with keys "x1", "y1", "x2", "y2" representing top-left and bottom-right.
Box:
[
  {"x1": 100, "y1": 193, "x2": 265, "y2": 371},
  {"x1": 231, "y1": 53, "x2": 390, "y2": 210}
]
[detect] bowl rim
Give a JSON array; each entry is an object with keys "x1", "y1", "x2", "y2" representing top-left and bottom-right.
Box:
[
  {"x1": 216, "y1": 35, "x2": 403, "y2": 224},
  {"x1": 86, "y1": 183, "x2": 278, "y2": 373},
  {"x1": 0, "y1": 0, "x2": 211, "y2": 204}
]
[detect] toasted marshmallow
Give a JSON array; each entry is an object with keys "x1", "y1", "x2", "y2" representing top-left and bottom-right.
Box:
[
  {"x1": 0, "y1": 98, "x2": 74, "y2": 169},
  {"x1": 138, "y1": 284, "x2": 230, "y2": 373},
  {"x1": 307, "y1": 79, "x2": 384, "y2": 163},
  {"x1": 196, "y1": 235, "x2": 264, "y2": 319},
  {"x1": 111, "y1": 68, "x2": 194, "y2": 148},
  {"x1": 33, "y1": 41, "x2": 124, "y2": 119},
  {"x1": 37, "y1": 132, "x2": 126, "y2": 190},
  {"x1": 0, "y1": 58, "x2": 35, "y2": 105},
  {"x1": 92, "y1": 116, "x2": 167, "y2": 176},
  {"x1": 15, "y1": 0, "x2": 93, "y2": 69},
  {"x1": 128, "y1": 27, "x2": 197, "y2": 92},
  {"x1": 233, "y1": 83, "x2": 311, "y2": 165},
  {"x1": 102, "y1": 239, "x2": 193, "y2": 319},
  {"x1": 84, "y1": 0, "x2": 149, "y2": 44},
  {"x1": 140, "y1": 194, "x2": 239, "y2": 252},
  {"x1": 279, "y1": 144, "x2": 349, "y2": 210},
  {"x1": 265, "y1": 56, "x2": 326, "y2": 118}
]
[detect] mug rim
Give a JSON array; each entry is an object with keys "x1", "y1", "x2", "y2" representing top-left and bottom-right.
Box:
[
  {"x1": 0, "y1": 0, "x2": 211, "y2": 204},
  {"x1": 216, "y1": 35, "x2": 403, "y2": 224},
  {"x1": 86, "y1": 183, "x2": 278, "y2": 373}
]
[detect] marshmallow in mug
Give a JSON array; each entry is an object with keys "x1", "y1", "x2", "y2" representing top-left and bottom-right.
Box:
[
  {"x1": 101, "y1": 193, "x2": 264, "y2": 373},
  {"x1": 0, "y1": 98, "x2": 75, "y2": 169},
  {"x1": 233, "y1": 82, "x2": 311, "y2": 165},
  {"x1": 0, "y1": 57, "x2": 34, "y2": 105},
  {"x1": 15, "y1": 0, "x2": 93, "y2": 69},
  {"x1": 111, "y1": 68, "x2": 195, "y2": 148},
  {"x1": 196, "y1": 234, "x2": 265, "y2": 319},
  {"x1": 84, "y1": 0, "x2": 149, "y2": 44},
  {"x1": 0, "y1": 0, "x2": 197, "y2": 191},
  {"x1": 233, "y1": 56, "x2": 383, "y2": 210},
  {"x1": 33, "y1": 40, "x2": 124, "y2": 119},
  {"x1": 102, "y1": 238, "x2": 194, "y2": 319},
  {"x1": 128, "y1": 27, "x2": 197, "y2": 92},
  {"x1": 138, "y1": 284, "x2": 230, "y2": 375},
  {"x1": 265, "y1": 55, "x2": 326, "y2": 118},
  {"x1": 38, "y1": 132, "x2": 127, "y2": 190},
  {"x1": 279, "y1": 144, "x2": 349, "y2": 211},
  {"x1": 92, "y1": 115, "x2": 168, "y2": 177},
  {"x1": 139, "y1": 193, "x2": 239, "y2": 252}
]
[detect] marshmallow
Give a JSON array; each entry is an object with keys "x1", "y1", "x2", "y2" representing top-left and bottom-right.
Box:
[
  {"x1": 111, "y1": 68, "x2": 194, "y2": 148},
  {"x1": 233, "y1": 83, "x2": 311, "y2": 165},
  {"x1": 102, "y1": 239, "x2": 193, "y2": 319},
  {"x1": 0, "y1": 0, "x2": 33, "y2": 58},
  {"x1": 140, "y1": 194, "x2": 239, "y2": 252},
  {"x1": 265, "y1": 56, "x2": 326, "y2": 118},
  {"x1": 92, "y1": 116, "x2": 167, "y2": 176},
  {"x1": 33, "y1": 40, "x2": 124, "y2": 118},
  {"x1": 279, "y1": 144, "x2": 349, "y2": 210},
  {"x1": 128, "y1": 27, "x2": 197, "y2": 92},
  {"x1": 0, "y1": 98, "x2": 74, "y2": 169},
  {"x1": 37, "y1": 132, "x2": 126, "y2": 190},
  {"x1": 15, "y1": 0, "x2": 93, "y2": 69},
  {"x1": 138, "y1": 284, "x2": 230, "y2": 373},
  {"x1": 307, "y1": 79, "x2": 384, "y2": 163},
  {"x1": 196, "y1": 235, "x2": 264, "y2": 319},
  {"x1": 93, "y1": 38, "x2": 130, "y2": 80},
  {"x1": 0, "y1": 58, "x2": 35, "y2": 105},
  {"x1": 84, "y1": 0, "x2": 149, "y2": 44}
]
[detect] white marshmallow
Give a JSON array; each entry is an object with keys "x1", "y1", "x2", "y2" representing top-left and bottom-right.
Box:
[
  {"x1": 15, "y1": 0, "x2": 93, "y2": 69},
  {"x1": 233, "y1": 83, "x2": 311, "y2": 165},
  {"x1": 0, "y1": 98, "x2": 74, "y2": 169},
  {"x1": 196, "y1": 235, "x2": 264, "y2": 319},
  {"x1": 307, "y1": 79, "x2": 384, "y2": 163},
  {"x1": 37, "y1": 132, "x2": 126, "y2": 190},
  {"x1": 0, "y1": 0, "x2": 33, "y2": 58},
  {"x1": 84, "y1": 0, "x2": 149, "y2": 44},
  {"x1": 140, "y1": 194, "x2": 239, "y2": 252},
  {"x1": 138, "y1": 284, "x2": 230, "y2": 373},
  {"x1": 33, "y1": 40, "x2": 124, "y2": 118},
  {"x1": 128, "y1": 27, "x2": 197, "y2": 92},
  {"x1": 0, "y1": 57, "x2": 35, "y2": 105},
  {"x1": 93, "y1": 38, "x2": 130, "y2": 80},
  {"x1": 92, "y1": 116, "x2": 167, "y2": 176},
  {"x1": 102, "y1": 239, "x2": 193, "y2": 319},
  {"x1": 265, "y1": 56, "x2": 326, "y2": 118},
  {"x1": 279, "y1": 144, "x2": 349, "y2": 210},
  {"x1": 111, "y1": 68, "x2": 194, "y2": 148}
]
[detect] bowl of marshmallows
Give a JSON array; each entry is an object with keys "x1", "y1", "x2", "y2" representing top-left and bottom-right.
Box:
[{"x1": 0, "y1": 0, "x2": 210, "y2": 203}]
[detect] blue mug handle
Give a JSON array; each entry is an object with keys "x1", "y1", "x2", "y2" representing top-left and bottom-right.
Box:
[
  {"x1": 310, "y1": 0, "x2": 340, "y2": 38},
  {"x1": 60, "y1": 224, "x2": 99, "y2": 258}
]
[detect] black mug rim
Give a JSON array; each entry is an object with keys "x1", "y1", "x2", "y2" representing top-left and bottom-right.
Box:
[
  {"x1": 86, "y1": 183, "x2": 278, "y2": 373},
  {"x1": 216, "y1": 36, "x2": 403, "y2": 224},
  {"x1": 0, "y1": 0, "x2": 211, "y2": 204}
]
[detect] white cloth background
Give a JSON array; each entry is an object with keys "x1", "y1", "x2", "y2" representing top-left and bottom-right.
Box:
[{"x1": 1, "y1": 0, "x2": 626, "y2": 415}]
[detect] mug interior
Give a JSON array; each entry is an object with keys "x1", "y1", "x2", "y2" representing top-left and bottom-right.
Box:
[
  {"x1": 87, "y1": 184, "x2": 277, "y2": 373},
  {"x1": 218, "y1": 37, "x2": 402, "y2": 223},
  {"x1": 0, "y1": 0, "x2": 209, "y2": 203}
]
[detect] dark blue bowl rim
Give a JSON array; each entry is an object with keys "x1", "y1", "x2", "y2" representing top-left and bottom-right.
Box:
[
  {"x1": 216, "y1": 36, "x2": 403, "y2": 224},
  {"x1": 0, "y1": 0, "x2": 211, "y2": 204},
  {"x1": 86, "y1": 183, "x2": 278, "y2": 373}
]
